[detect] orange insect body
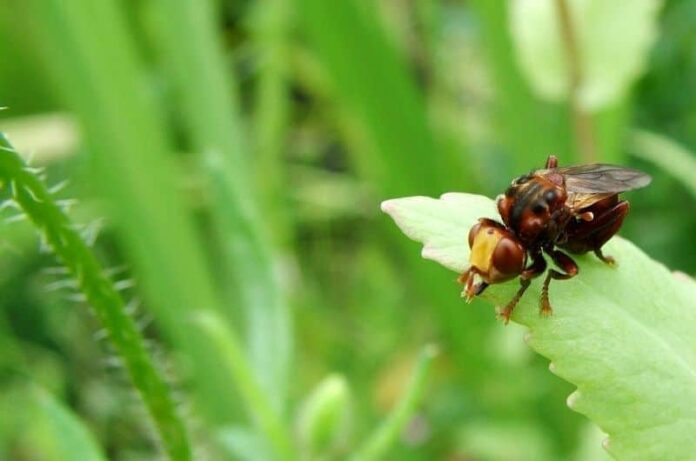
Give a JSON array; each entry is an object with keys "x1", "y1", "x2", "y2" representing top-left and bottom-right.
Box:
[{"x1": 459, "y1": 155, "x2": 651, "y2": 323}]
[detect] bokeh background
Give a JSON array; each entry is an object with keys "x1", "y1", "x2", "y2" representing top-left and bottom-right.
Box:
[{"x1": 1, "y1": 0, "x2": 695, "y2": 460}]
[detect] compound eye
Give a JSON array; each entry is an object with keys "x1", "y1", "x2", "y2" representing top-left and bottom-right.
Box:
[
  {"x1": 544, "y1": 190, "x2": 557, "y2": 203},
  {"x1": 492, "y1": 237, "x2": 525, "y2": 275}
]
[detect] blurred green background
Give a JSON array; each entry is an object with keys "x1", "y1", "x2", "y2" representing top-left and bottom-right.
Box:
[{"x1": 1, "y1": 0, "x2": 695, "y2": 460}]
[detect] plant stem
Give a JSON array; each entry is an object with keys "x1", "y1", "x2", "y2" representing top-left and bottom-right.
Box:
[
  {"x1": 349, "y1": 345, "x2": 438, "y2": 461},
  {"x1": 252, "y1": 0, "x2": 293, "y2": 246},
  {"x1": 0, "y1": 135, "x2": 191, "y2": 461},
  {"x1": 555, "y1": 0, "x2": 597, "y2": 163}
]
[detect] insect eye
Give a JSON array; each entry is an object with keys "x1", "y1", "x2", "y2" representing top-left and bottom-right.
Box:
[
  {"x1": 492, "y1": 237, "x2": 525, "y2": 275},
  {"x1": 544, "y1": 190, "x2": 557, "y2": 203}
]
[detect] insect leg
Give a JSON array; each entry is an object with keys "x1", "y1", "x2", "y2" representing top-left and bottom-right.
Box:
[
  {"x1": 594, "y1": 248, "x2": 615, "y2": 265},
  {"x1": 545, "y1": 155, "x2": 558, "y2": 169},
  {"x1": 587, "y1": 200, "x2": 629, "y2": 265},
  {"x1": 540, "y1": 249, "x2": 579, "y2": 316},
  {"x1": 499, "y1": 251, "x2": 546, "y2": 324},
  {"x1": 499, "y1": 278, "x2": 530, "y2": 324},
  {"x1": 458, "y1": 267, "x2": 489, "y2": 302}
]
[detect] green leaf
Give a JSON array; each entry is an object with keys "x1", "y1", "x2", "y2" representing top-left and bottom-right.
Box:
[
  {"x1": 380, "y1": 193, "x2": 497, "y2": 273},
  {"x1": 509, "y1": 0, "x2": 663, "y2": 110},
  {"x1": 27, "y1": 387, "x2": 108, "y2": 461},
  {"x1": 382, "y1": 193, "x2": 696, "y2": 460},
  {"x1": 572, "y1": 423, "x2": 612, "y2": 461}
]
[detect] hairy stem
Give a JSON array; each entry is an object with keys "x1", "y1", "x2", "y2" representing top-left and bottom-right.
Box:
[{"x1": 0, "y1": 135, "x2": 192, "y2": 461}]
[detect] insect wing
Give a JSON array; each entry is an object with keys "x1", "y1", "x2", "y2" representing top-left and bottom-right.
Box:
[
  {"x1": 554, "y1": 164, "x2": 652, "y2": 193},
  {"x1": 565, "y1": 191, "x2": 615, "y2": 211}
]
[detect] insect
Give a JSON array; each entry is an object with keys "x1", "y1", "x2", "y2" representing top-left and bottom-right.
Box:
[{"x1": 458, "y1": 155, "x2": 651, "y2": 323}]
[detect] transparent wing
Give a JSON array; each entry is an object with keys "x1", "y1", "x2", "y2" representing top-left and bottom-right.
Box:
[
  {"x1": 552, "y1": 164, "x2": 652, "y2": 193},
  {"x1": 566, "y1": 192, "x2": 616, "y2": 211}
]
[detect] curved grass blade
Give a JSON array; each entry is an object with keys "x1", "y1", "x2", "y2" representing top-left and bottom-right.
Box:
[{"x1": 628, "y1": 129, "x2": 696, "y2": 199}]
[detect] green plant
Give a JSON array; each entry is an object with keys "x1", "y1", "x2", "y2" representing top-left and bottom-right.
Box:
[
  {"x1": 25, "y1": 386, "x2": 109, "y2": 461},
  {"x1": 0, "y1": 135, "x2": 191, "y2": 461},
  {"x1": 383, "y1": 193, "x2": 696, "y2": 461},
  {"x1": 2, "y1": 0, "x2": 695, "y2": 459}
]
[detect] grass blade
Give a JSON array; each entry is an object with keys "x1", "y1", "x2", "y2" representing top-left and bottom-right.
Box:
[
  {"x1": 628, "y1": 129, "x2": 696, "y2": 198},
  {"x1": 150, "y1": 0, "x2": 292, "y2": 410},
  {"x1": 193, "y1": 311, "x2": 295, "y2": 461},
  {"x1": 298, "y1": 0, "x2": 468, "y2": 196},
  {"x1": 250, "y1": 0, "x2": 294, "y2": 245}
]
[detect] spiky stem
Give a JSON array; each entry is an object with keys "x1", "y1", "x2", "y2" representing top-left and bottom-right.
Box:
[{"x1": 0, "y1": 135, "x2": 192, "y2": 461}]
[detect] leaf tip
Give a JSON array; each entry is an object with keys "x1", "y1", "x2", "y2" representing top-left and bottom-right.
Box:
[
  {"x1": 523, "y1": 331, "x2": 533, "y2": 345},
  {"x1": 420, "y1": 246, "x2": 441, "y2": 264},
  {"x1": 421, "y1": 246, "x2": 468, "y2": 274},
  {"x1": 602, "y1": 436, "x2": 611, "y2": 450},
  {"x1": 379, "y1": 199, "x2": 394, "y2": 214},
  {"x1": 380, "y1": 196, "x2": 424, "y2": 216}
]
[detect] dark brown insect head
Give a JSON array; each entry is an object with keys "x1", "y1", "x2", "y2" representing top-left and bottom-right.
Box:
[
  {"x1": 459, "y1": 155, "x2": 651, "y2": 323},
  {"x1": 498, "y1": 172, "x2": 569, "y2": 246}
]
